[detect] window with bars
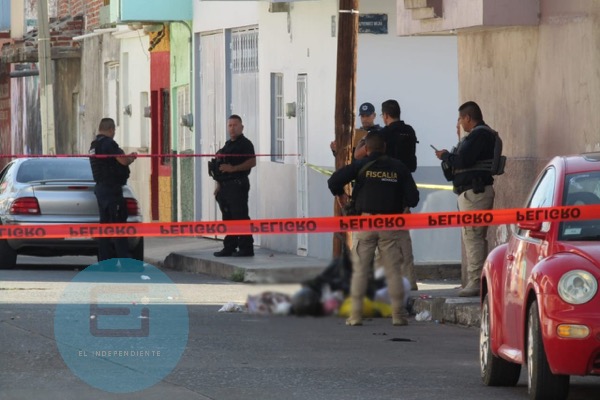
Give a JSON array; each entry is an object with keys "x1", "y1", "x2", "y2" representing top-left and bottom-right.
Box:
[
  {"x1": 271, "y1": 73, "x2": 284, "y2": 163},
  {"x1": 231, "y1": 28, "x2": 258, "y2": 74}
]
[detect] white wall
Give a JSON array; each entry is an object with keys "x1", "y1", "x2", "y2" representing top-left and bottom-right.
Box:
[
  {"x1": 192, "y1": 0, "x2": 461, "y2": 262},
  {"x1": 257, "y1": 0, "x2": 460, "y2": 261},
  {"x1": 194, "y1": 1, "x2": 260, "y2": 32},
  {"x1": 257, "y1": 0, "x2": 338, "y2": 168},
  {"x1": 256, "y1": 0, "x2": 338, "y2": 256},
  {"x1": 357, "y1": 1, "x2": 461, "y2": 264},
  {"x1": 358, "y1": 0, "x2": 459, "y2": 169},
  {"x1": 117, "y1": 30, "x2": 152, "y2": 223}
]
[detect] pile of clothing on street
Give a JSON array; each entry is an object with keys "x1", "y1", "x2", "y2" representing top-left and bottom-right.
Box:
[{"x1": 218, "y1": 245, "x2": 410, "y2": 318}]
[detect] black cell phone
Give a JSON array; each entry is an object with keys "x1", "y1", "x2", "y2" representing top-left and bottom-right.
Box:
[{"x1": 430, "y1": 144, "x2": 439, "y2": 151}]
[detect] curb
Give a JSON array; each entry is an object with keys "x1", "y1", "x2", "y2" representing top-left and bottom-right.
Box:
[
  {"x1": 410, "y1": 296, "x2": 481, "y2": 327},
  {"x1": 163, "y1": 251, "x2": 462, "y2": 284},
  {"x1": 163, "y1": 251, "x2": 328, "y2": 283}
]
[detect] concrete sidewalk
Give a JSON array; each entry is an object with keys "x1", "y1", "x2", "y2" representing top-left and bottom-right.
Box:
[{"x1": 145, "y1": 236, "x2": 481, "y2": 328}]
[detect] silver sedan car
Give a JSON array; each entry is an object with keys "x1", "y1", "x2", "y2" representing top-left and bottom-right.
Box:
[{"x1": 0, "y1": 157, "x2": 143, "y2": 268}]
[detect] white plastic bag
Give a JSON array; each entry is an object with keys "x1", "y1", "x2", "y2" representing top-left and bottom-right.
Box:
[
  {"x1": 415, "y1": 310, "x2": 432, "y2": 321},
  {"x1": 218, "y1": 302, "x2": 245, "y2": 313}
]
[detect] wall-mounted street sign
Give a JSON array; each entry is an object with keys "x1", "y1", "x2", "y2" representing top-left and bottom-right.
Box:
[{"x1": 359, "y1": 14, "x2": 388, "y2": 34}]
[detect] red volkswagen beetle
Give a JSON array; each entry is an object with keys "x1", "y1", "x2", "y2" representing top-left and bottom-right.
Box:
[{"x1": 480, "y1": 153, "x2": 600, "y2": 400}]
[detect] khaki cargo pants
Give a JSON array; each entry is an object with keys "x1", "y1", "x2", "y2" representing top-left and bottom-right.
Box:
[
  {"x1": 457, "y1": 185, "x2": 495, "y2": 287},
  {"x1": 350, "y1": 229, "x2": 407, "y2": 320}
]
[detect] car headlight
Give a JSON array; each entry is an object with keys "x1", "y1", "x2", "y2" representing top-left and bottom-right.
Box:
[{"x1": 558, "y1": 270, "x2": 598, "y2": 305}]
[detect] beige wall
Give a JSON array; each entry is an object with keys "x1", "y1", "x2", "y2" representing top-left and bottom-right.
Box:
[{"x1": 457, "y1": 1, "x2": 600, "y2": 246}]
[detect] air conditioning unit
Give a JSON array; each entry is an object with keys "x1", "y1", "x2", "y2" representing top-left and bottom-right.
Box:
[{"x1": 269, "y1": 2, "x2": 290, "y2": 13}]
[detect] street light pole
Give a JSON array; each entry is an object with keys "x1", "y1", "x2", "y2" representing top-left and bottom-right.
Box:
[
  {"x1": 332, "y1": 0, "x2": 359, "y2": 257},
  {"x1": 37, "y1": 0, "x2": 56, "y2": 155}
]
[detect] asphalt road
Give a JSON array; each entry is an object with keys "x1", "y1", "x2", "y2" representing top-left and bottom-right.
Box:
[{"x1": 1, "y1": 258, "x2": 599, "y2": 400}]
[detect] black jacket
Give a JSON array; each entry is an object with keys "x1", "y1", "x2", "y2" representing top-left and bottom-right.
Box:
[
  {"x1": 328, "y1": 152, "x2": 419, "y2": 214},
  {"x1": 441, "y1": 123, "x2": 495, "y2": 189},
  {"x1": 378, "y1": 120, "x2": 418, "y2": 172}
]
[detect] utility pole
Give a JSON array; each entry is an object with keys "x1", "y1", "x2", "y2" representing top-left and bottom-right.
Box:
[
  {"x1": 37, "y1": 0, "x2": 56, "y2": 155},
  {"x1": 332, "y1": 0, "x2": 359, "y2": 257}
]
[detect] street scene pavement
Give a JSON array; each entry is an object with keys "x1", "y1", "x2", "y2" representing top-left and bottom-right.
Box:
[{"x1": 1, "y1": 237, "x2": 599, "y2": 400}]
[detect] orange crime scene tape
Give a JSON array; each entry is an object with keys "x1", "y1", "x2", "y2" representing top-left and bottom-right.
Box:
[{"x1": 1, "y1": 205, "x2": 598, "y2": 239}]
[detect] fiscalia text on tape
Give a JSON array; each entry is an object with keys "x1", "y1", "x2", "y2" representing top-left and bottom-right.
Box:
[{"x1": 0, "y1": 205, "x2": 598, "y2": 239}]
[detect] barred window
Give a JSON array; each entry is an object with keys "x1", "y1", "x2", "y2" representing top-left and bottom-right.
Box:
[
  {"x1": 271, "y1": 73, "x2": 284, "y2": 162},
  {"x1": 231, "y1": 28, "x2": 258, "y2": 74}
]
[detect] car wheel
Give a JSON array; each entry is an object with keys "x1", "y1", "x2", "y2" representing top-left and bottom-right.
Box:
[
  {"x1": 527, "y1": 301, "x2": 570, "y2": 400},
  {"x1": 480, "y1": 294, "x2": 521, "y2": 386},
  {"x1": 0, "y1": 239, "x2": 17, "y2": 269},
  {"x1": 131, "y1": 237, "x2": 144, "y2": 262}
]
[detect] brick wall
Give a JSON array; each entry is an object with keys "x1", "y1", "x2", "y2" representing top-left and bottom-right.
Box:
[
  {"x1": 0, "y1": 15, "x2": 84, "y2": 63},
  {"x1": 57, "y1": 0, "x2": 104, "y2": 31}
]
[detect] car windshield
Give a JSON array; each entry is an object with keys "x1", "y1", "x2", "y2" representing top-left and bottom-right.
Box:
[
  {"x1": 16, "y1": 159, "x2": 94, "y2": 183},
  {"x1": 559, "y1": 171, "x2": 600, "y2": 241}
]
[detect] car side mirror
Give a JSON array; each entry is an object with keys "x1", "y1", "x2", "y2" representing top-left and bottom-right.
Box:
[{"x1": 517, "y1": 221, "x2": 547, "y2": 239}]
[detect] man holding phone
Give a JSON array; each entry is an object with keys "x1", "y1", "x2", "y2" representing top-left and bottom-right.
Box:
[{"x1": 433, "y1": 101, "x2": 496, "y2": 297}]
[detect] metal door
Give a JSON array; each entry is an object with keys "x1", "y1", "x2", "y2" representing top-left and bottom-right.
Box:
[{"x1": 229, "y1": 27, "x2": 259, "y2": 243}]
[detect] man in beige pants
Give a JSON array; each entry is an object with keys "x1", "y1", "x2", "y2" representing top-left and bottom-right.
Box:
[
  {"x1": 457, "y1": 186, "x2": 495, "y2": 295},
  {"x1": 354, "y1": 100, "x2": 420, "y2": 291},
  {"x1": 434, "y1": 101, "x2": 497, "y2": 297},
  {"x1": 328, "y1": 132, "x2": 420, "y2": 325}
]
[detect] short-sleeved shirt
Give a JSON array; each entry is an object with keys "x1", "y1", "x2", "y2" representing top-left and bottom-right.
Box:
[
  {"x1": 217, "y1": 134, "x2": 256, "y2": 180},
  {"x1": 89, "y1": 134, "x2": 129, "y2": 185}
]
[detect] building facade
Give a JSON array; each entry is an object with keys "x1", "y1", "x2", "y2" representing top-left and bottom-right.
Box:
[{"x1": 195, "y1": 0, "x2": 460, "y2": 261}]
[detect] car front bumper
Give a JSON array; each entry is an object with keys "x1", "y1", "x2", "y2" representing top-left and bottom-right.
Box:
[{"x1": 541, "y1": 293, "x2": 600, "y2": 376}]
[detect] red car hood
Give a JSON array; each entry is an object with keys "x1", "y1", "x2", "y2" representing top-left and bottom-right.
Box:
[{"x1": 555, "y1": 241, "x2": 600, "y2": 268}]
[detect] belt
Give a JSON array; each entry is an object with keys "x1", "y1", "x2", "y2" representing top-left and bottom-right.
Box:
[
  {"x1": 96, "y1": 182, "x2": 123, "y2": 187},
  {"x1": 455, "y1": 184, "x2": 492, "y2": 195},
  {"x1": 454, "y1": 185, "x2": 473, "y2": 195},
  {"x1": 220, "y1": 177, "x2": 245, "y2": 184}
]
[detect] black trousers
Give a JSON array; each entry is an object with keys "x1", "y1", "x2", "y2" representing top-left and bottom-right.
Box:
[
  {"x1": 94, "y1": 183, "x2": 131, "y2": 261},
  {"x1": 215, "y1": 177, "x2": 254, "y2": 252}
]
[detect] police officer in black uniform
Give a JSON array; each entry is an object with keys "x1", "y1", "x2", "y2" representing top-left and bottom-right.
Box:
[
  {"x1": 434, "y1": 101, "x2": 496, "y2": 297},
  {"x1": 212, "y1": 114, "x2": 256, "y2": 257},
  {"x1": 89, "y1": 117, "x2": 137, "y2": 261},
  {"x1": 328, "y1": 132, "x2": 419, "y2": 326},
  {"x1": 354, "y1": 99, "x2": 417, "y2": 172}
]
